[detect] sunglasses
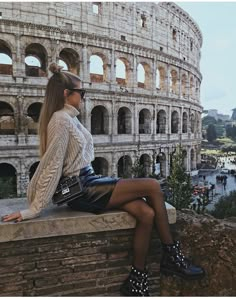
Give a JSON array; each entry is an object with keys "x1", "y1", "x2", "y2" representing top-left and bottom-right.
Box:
[{"x1": 69, "y1": 88, "x2": 86, "y2": 99}]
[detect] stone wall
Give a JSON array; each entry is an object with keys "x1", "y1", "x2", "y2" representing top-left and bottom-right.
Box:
[
  {"x1": 0, "y1": 229, "x2": 162, "y2": 296},
  {"x1": 161, "y1": 210, "x2": 236, "y2": 296},
  {"x1": 0, "y1": 198, "x2": 235, "y2": 296}
]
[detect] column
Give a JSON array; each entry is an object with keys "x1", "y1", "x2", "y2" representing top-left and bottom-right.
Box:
[{"x1": 82, "y1": 44, "x2": 90, "y2": 84}]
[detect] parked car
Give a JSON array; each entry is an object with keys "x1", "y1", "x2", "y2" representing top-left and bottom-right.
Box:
[{"x1": 220, "y1": 168, "x2": 229, "y2": 174}]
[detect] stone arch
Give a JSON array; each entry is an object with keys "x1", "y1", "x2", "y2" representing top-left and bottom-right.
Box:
[
  {"x1": 59, "y1": 48, "x2": 80, "y2": 75},
  {"x1": 140, "y1": 154, "x2": 151, "y2": 177},
  {"x1": 118, "y1": 107, "x2": 132, "y2": 134},
  {"x1": 170, "y1": 69, "x2": 178, "y2": 94},
  {"x1": 139, "y1": 108, "x2": 151, "y2": 134},
  {"x1": 116, "y1": 57, "x2": 129, "y2": 86},
  {"x1": 156, "y1": 109, "x2": 166, "y2": 134},
  {"x1": 190, "y1": 113, "x2": 195, "y2": 133},
  {"x1": 0, "y1": 101, "x2": 15, "y2": 135},
  {"x1": 181, "y1": 73, "x2": 187, "y2": 97},
  {"x1": 156, "y1": 152, "x2": 166, "y2": 177},
  {"x1": 29, "y1": 161, "x2": 40, "y2": 180},
  {"x1": 118, "y1": 155, "x2": 132, "y2": 178},
  {"x1": 0, "y1": 163, "x2": 17, "y2": 198},
  {"x1": 90, "y1": 53, "x2": 107, "y2": 83},
  {"x1": 182, "y1": 111, "x2": 188, "y2": 133},
  {"x1": 158, "y1": 66, "x2": 165, "y2": 91},
  {"x1": 92, "y1": 157, "x2": 109, "y2": 176},
  {"x1": 91, "y1": 105, "x2": 109, "y2": 135},
  {"x1": 25, "y1": 43, "x2": 47, "y2": 77},
  {"x1": 27, "y1": 102, "x2": 42, "y2": 135},
  {"x1": 137, "y1": 62, "x2": 151, "y2": 89},
  {"x1": 171, "y1": 110, "x2": 179, "y2": 133},
  {"x1": 0, "y1": 40, "x2": 13, "y2": 75},
  {"x1": 182, "y1": 149, "x2": 187, "y2": 170}
]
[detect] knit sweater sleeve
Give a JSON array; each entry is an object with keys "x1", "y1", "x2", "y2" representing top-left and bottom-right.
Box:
[{"x1": 20, "y1": 115, "x2": 70, "y2": 220}]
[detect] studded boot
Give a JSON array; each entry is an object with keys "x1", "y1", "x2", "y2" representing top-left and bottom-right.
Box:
[
  {"x1": 160, "y1": 241, "x2": 205, "y2": 280},
  {"x1": 120, "y1": 265, "x2": 150, "y2": 297}
]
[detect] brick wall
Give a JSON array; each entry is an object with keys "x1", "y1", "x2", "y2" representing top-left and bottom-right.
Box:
[{"x1": 0, "y1": 229, "x2": 162, "y2": 296}]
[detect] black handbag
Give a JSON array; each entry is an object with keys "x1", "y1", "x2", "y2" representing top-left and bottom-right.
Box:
[{"x1": 52, "y1": 176, "x2": 83, "y2": 206}]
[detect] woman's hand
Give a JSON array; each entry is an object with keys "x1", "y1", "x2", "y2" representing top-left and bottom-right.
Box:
[{"x1": 1, "y1": 212, "x2": 23, "y2": 223}]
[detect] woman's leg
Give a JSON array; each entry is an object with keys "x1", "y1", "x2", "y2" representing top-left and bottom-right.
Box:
[
  {"x1": 107, "y1": 178, "x2": 173, "y2": 245},
  {"x1": 120, "y1": 199, "x2": 155, "y2": 270}
]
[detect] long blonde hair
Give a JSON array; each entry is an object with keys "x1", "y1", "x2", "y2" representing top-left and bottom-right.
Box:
[{"x1": 38, "y1": 63, "x2": 81, "y2": 157}]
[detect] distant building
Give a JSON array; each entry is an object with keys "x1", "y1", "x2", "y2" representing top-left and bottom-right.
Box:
[
  {"x1": 207, "y1": 109, "x2": 230, "y2": 121},
  {"x1": 231, "y1": 108, "x2": 236, "y2": 121}
]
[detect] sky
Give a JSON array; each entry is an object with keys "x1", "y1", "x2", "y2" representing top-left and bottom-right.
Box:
[{"x1": 176, "y1": 1, "x2": 236, "y2": 117}]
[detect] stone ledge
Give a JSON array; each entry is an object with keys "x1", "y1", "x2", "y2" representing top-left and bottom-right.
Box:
[{"x1": 0, "y1": 198, "x2": 176, "y2": 243}]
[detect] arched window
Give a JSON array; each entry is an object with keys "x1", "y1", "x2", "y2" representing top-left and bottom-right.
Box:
[
  {"x1": 182, "y1": 112, "x2": 188, "y2": 133},
  {"x1": 91, "y1": 106, "x2": 109, "y2": 135},
  {"x1": 118, "y1": 155, "x2": 132, "y2": 178},
  {"x1": 0, "y1": 40, "x2": 13, "y2": 75},
  {"x1": 190, "y1": 113, "x2": 195, "y2": 133},
  {"x1": 118, "y1": 107, "x2": 132, "y2": 134},
  {"x1": 0, "y1": 102, "x2": 14, "y2": 135},
  {"x1": 25, "y1": 43, "x2": 47, "y2": 77},
  {"x1": 59, "y1": 48, "x2": 79, "y2": 74},
  {"x1": 171, "y1": 111, "x2": 179, "y2": 133},
  {"x1": 27, "y1": 103, "x2": 42, "y2": 134},
  {"x1": 116, "y1": 58, "x2": 127, "y2": 86},
  {"x1": 137, "y1": 63, "x2": 145, "y2": 88},
  {"x1": 139, "y1": 154, "x2": 151, "y2": 177},
  {"x1": 90, "y1": 55, "x2": 104, "y2": 82},
  {"x1": 92, "y1": 157, "x2": 108, "y2": 176},
  {"x1": 139, "y1": 109, "x2": 151, "y2": 134},
  {"x1": 58, "y1": 59, "x2": 68, "y2": 71},
  {"x1": 0, "y1": 163, "x2": 17, "y2": 198},
  {"x1": 156, "y1": 110, "x2": 166, "y2": 134}
]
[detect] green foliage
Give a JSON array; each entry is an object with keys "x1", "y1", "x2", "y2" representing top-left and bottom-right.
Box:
[
  {"x1": 206, "y1": 124, "x2": 217, "y2": 142},
  {"x1": 226, "y1": 124, "x2": 236, "y2": 139},
  {"x1": 210, "y1": 190, "x2": 236, "y2": 219},
  {"x1": 131, "y1": 157, "x2": 145, "y2": 178},
  {"x1": 202, "y1": 116, "x2": 217, "y2": 127},
  {"x1": 166, "y1": 146, "x2": 193, "y2": 210},
  {"x1": 0, "y1": 176, "x2": 17, "y2": 199}
]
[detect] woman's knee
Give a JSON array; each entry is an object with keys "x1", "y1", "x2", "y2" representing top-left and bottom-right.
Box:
[
  {"x1": 137, "y1": 204, "x2": 155, "y2": 226},
  {"x1": 147, "y1": 178, "x2": 162, "y2": 194}
]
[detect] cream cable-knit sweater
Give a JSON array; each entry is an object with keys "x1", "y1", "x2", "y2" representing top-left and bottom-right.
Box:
[{"x1": 20, "y1": 104, "x2": 94, "y2": 220}]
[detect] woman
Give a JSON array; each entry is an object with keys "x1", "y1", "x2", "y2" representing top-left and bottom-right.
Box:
[{"x1": 2, "y1": 63, "x2": 204, "y2": 296}]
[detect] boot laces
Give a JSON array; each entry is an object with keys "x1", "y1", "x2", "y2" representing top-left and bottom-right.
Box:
[{"x1": 172, "y1": 242, "x2": 190, "y2": 268}]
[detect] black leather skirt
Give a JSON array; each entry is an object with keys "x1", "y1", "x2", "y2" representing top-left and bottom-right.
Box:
[{"x1": 67, "y1": 165, "x2": 120, "y2": 213}]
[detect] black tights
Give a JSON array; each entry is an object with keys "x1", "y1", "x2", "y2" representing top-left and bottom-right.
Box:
[{"x1": 106, "y1": 178, "x2": 173, "y2": 270}]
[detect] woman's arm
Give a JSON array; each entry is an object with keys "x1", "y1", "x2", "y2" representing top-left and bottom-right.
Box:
[{"x1": 2, "y1": 115, "x2": 71, "y2": 222}]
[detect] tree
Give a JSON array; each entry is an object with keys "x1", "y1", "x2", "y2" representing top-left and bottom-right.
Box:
[
  {"x1": 131, "y1": 157, "x2": 145, "y2": 178},
  {"x1": 202, "y1": 115, "x2": 216, "y2": 127},
  {"x1": 206, "y1": 124, "x2": 217, "y2": 142},
  {"x1": 166, "y1": 145, "x2": 193, "y2": 210},
  {"x1": 210, "y1": 190, "x2": 236, "y2": 219}
]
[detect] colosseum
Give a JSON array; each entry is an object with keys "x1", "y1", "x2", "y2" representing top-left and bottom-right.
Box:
[{"x1": 0, "y1": 2, "x2": 203, "y2": 198}]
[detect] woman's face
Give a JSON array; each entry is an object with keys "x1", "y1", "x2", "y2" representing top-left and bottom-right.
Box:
[{"x1": 64, "y1": 82, "x2": 85, "y2": 110}]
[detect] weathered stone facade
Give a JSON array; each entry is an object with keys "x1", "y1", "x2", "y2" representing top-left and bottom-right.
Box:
[{"x1": 0, "y1": 2, "x2": 203, "y2": 197}]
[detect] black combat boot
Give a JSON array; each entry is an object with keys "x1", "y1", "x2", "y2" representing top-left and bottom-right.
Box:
[
  {"x1": 120, "y1": 265, "x2": 150, "y2": 296},
  {"x1": 160, "y1": 241, "x2": 205, "y2": 280}
]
